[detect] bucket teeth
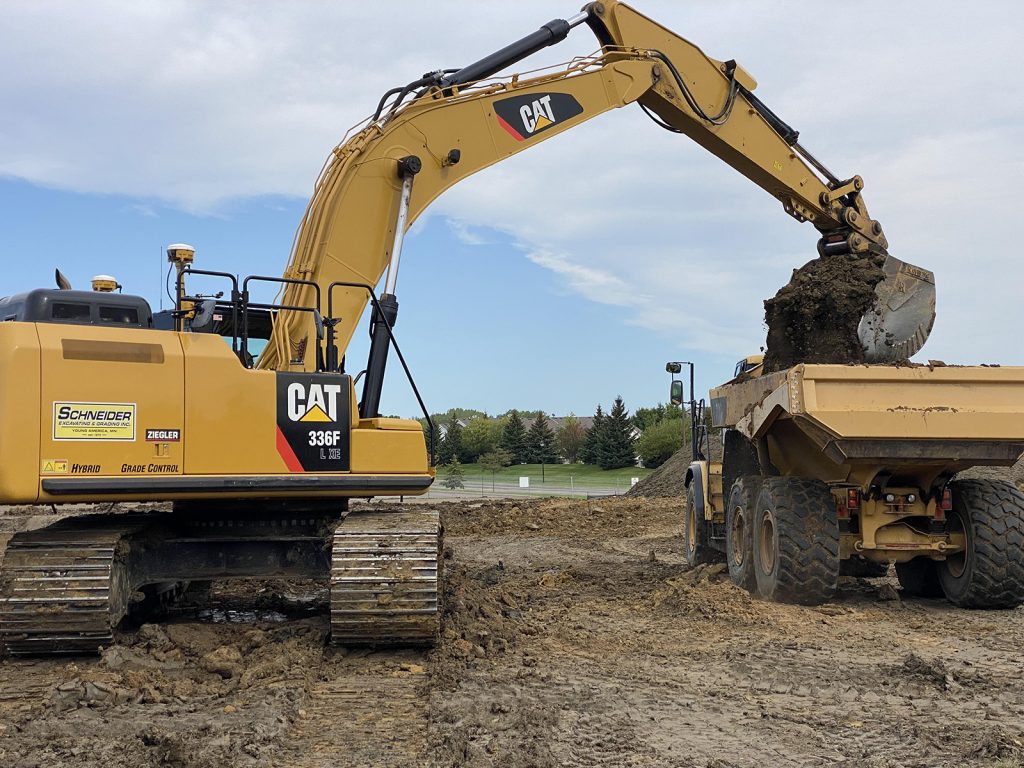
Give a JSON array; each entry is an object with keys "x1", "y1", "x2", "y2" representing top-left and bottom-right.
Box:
[{"x1": 329, "y1": 510, "x2": 441, "y2": 646}]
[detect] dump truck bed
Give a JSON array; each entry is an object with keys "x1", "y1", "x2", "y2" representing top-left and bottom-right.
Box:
[{"x1": 709, "y1": 364, "x2": 1024, "y2": 485}]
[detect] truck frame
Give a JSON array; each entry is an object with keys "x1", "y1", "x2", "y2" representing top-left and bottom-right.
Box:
[{"x1": 672, "y1": 360, "x2": 1024, "y2": 607}]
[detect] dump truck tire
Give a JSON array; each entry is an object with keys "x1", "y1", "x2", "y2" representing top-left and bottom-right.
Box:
[
  {"x1": 895, "y1": 558, "x2": 943, "y2": 597},
  {"x1": 726, "y1": 477, "x2": 759, "y2": 591},
  {"x1": 683, "y1": 484, "x2": 721, "y2": 567},
  {"x1": 752, "y1": 477, "x2": 839, "y2": 605},
  {"x1": 937, "y1": 479, "x2": 1024, "y2": 608}
]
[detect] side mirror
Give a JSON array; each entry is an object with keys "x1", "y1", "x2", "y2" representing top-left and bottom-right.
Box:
[
  {"x1": 665, "y1": 362, "x2": 682, "y2": 374},
  {"x1": 190, "y1": 298, "x2": 218, "y2": 333},
  {"x1": 669, "y1": 379, "x2": 684, "y2": 406}
]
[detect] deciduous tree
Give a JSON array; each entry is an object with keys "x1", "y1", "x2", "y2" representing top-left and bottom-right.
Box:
[
  {"x1": 556, "y1": 414, "x2": 586, "y2": 464},
  {"x1": 636, "y1": 416, "x2": 685, "y2": 469},
  {"x1": 479, "y1": 448, "x2": 512, "y2": 491},
  {"x1": 462, "y1": 417, "x2": 500, "y2": 463}
]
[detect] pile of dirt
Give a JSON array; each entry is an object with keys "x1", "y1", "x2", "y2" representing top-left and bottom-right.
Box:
[
  {"x1": 435, "y1": 563, "x2": 522, "y2": 671},
  {"x1": 652, "y1": 563, "x2": 767, "y2": 623},
  {"x1": 627, "y1": 432, "x2": 722, "y2": 498},
  {"x1": 762, "y1": 252, "x2": 887, "y2": 373}
]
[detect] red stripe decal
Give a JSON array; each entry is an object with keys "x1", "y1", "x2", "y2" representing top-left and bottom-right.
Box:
[
  {"x1": 496, "y1": 115, "x2": 525, "y2": 141},
  {"x1": 276, "y1": 426, "x2": 304, "y2": 473}
]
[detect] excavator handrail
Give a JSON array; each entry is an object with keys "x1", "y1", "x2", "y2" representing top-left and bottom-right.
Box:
[
  {"x1": 326, "y1": 280, "x2": 436, "y2": 464},
  {"x1": 175, "y1": 266, "x2": 241, "y2": 356}
]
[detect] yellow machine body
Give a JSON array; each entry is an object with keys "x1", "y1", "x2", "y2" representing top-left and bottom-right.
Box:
[{"x1": 0, "y1": 322, "x2": 430, "y2": 505}]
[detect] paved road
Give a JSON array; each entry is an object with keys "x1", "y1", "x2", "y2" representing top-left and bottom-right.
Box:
[{"x1": 417, "y1": 478, "x2": 637, "y2": 500}]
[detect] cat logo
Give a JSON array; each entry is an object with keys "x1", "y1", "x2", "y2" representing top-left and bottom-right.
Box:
[
  {"x1": 287, "y1": 382, "x2": 343, "y2": 423},
  {"x1": 276, "y1": 373, "x2": 352, "y2": 473},
  {"x1": 493, "y1": 92, "x2": 584, "y2": 142},
  {"x1": 520, "y1": 95, "x2": 555, "y2": 134}
]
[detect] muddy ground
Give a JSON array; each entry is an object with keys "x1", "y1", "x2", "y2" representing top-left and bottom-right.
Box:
[{"x1": 2, "y1": 497, "x2": 1024, "y2": 767}]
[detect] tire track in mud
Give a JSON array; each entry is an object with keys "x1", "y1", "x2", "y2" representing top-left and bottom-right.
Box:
[{"x1": 277, "y1": 652, "x2": 431, "y2": 768}]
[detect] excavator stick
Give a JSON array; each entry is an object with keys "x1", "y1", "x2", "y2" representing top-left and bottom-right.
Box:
[{"x1": 860, "y1": 255, "x2": 936, "y2": 363}]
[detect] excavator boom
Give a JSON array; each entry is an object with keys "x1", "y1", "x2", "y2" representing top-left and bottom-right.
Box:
[{"x1": 260, "y1": 0, "x2": 935, "y2": 387}]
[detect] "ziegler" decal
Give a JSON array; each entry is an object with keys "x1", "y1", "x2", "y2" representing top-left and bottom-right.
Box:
[{"x1": 146, "y1": 429, "x2": 181, "y2": 442}]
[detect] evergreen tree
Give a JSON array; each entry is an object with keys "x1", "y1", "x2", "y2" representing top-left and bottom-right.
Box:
[
  {"x1": 555, "y1": 414, "x2": 586, "y2": 464},
  {"x1": 601, "y1": 396, "x2": 637, "y2": 470},
  {"x1": 436, "y1": 431, "x2": 454, "y2": 466},
  {"x1": 525, "y1": 412, "x2": 559, "y2": 464},
  {"x1": 499, "y1": 410, "x2": 528, "y2": 464},
  {"x1": 445, "y1": 416, "x2": 467, "y2": 463},
  {"x1": 441, "y1": 456, "x2": 465, "y2": 489},
  {"x1": 579, "y1": 404, "x2": 606, "y2": 466}
]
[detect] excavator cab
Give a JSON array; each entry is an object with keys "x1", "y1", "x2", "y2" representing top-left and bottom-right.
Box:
[
  {"x1": 733, "y1": 354, "x2": 764, "y2": 379},
  {"x1": 0, "y1": 289, "x2": 154, "y2": 329}
]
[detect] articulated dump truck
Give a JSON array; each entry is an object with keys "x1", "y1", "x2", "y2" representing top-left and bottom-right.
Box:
[{"x1": 679, "y1": 362, "x2": 1024, "y2": 607}]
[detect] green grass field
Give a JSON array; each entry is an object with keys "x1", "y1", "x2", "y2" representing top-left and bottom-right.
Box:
[{"x1": 448, "y1": 462, "x2": 652, "y2": 491}]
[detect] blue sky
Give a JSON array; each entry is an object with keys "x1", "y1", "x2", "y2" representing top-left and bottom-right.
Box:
[
  {"x1": 0, "y1": 175, "x2": 731, "y2": 419},
  {"x1": 3, "y1": 1, "x2": 1022, "y2": 420}
]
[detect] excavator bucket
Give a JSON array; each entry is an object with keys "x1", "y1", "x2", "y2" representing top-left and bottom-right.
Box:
[{"x1": 858, "y1": 255, "x2": 936, "y2": 363}]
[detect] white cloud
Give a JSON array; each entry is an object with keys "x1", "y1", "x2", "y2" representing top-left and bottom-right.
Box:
[
  {"x1": 445, "y1": 219, "x2": 491, "y2": 246},
  {"x1": 524, "y1": 247, "x2": 639, "y2": 308},
  {"x1": 2, "y1": 1, "x2": 1023, "y2": 362}
]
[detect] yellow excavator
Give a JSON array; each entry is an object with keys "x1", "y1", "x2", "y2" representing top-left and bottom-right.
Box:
[{"x1": 0, "y1": 1, "x2": 935, "y2": 654}]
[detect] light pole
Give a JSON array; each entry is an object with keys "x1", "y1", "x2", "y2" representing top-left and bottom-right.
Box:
[
  {"x1": 540, "y1": 438, "x2": 546, "y2": 484},
  {"x1": 666, "y1": 361, "x2": 702, "y2": 461}
]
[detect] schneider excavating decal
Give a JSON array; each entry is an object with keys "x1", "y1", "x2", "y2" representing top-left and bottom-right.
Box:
[
  {"x1": 275, "y1": 373, "x2": 351, "y2": 472},
  {"x1": 53, "y1": 402, "x2": 136, "y2": 441},
  {"x1": 493, "y1": 92, "x2": 584, "y2": 141}
]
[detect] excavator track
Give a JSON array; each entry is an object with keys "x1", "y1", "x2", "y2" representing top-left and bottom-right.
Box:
[
  {"x1": 0, "y1": 508, "x2": 442, "y2": 655},
  {"x1": 330, "y1": 509, "x2": 441, "y2": 646},
  {"x1": 0, "y1": 521, "x2": 137, "y2": 656}
]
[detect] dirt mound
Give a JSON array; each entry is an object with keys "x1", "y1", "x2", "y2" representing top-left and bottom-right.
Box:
[
  {"x1": 652, "y1": 563, "x2": 766, "y2": 623},
  {"x1": 763, "y1": 252, "x2": 886, "y2": 373},
  {"x1": 628, "y1": 432, "x2": 722, "y2": 498}
]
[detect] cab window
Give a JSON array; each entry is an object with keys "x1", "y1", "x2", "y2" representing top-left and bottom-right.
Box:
[
  {"x1": 51, "y1": 302, "x2": 91, "y2": 322},
  {"x1": 100, "y1": 305, "x2": 140, "y2": 325}
]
